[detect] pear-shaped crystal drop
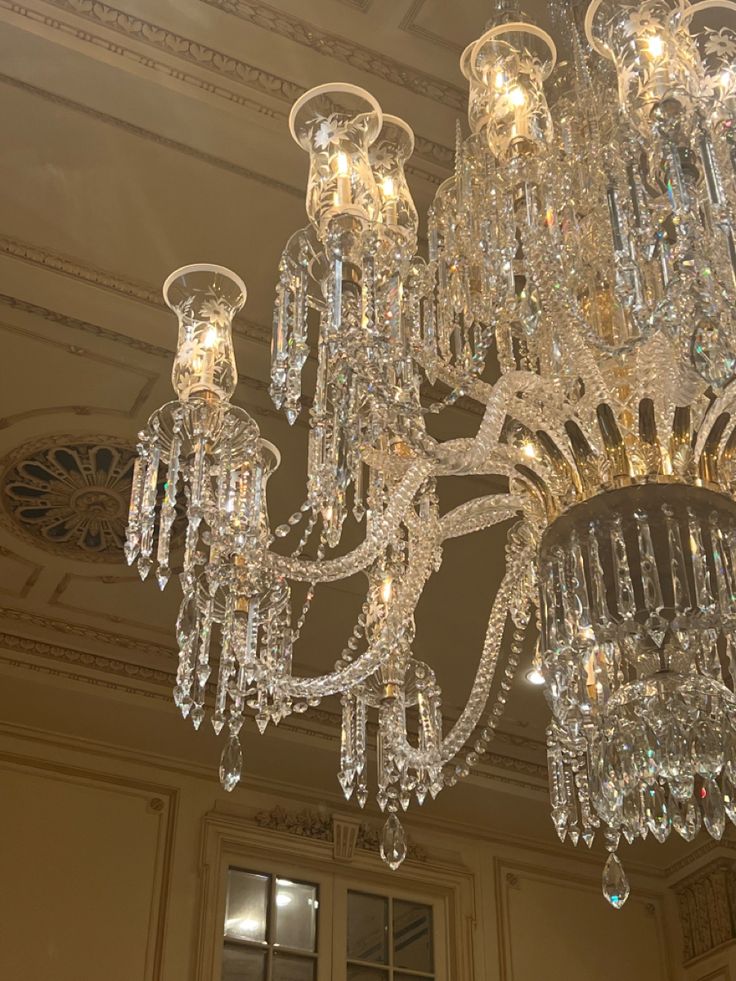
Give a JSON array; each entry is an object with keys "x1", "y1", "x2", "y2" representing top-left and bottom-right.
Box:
[
  {"x1": 672, "y1": 797, "x2": 701, "y2": 842},
  {"x1": 722, "y1": 776, "x2": 736, "y2": 825},
  {"x1": 219, "y1": 736, "x2": 243, "y2": 793},
  {"x1": 602, "y1": 853, "x2": 630, "y2": 910},
  {"x1": 380, "y1": 813, "x2": 407, "y2": 871},
  {"x1": 702, "y1": 778, "x2": 726, "y2": 840}
]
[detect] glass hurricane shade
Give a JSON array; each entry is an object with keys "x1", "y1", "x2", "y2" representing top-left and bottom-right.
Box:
[
  {"x1": 368, "y1": 114, "x2": 419, "y2": 242},
  {"x1": 289, "y1": 83, "x2": 383, "y2": 232},
  {"x1": 465, "y1": 23, "x2": 556, "y2": 158},
  {"x1": 165, "y1": 263, "x2": 245, "y2": 402}
]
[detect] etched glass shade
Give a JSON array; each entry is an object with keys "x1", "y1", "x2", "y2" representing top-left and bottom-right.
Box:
[
  {"x1": 289, "y1": 82, "x2": 382, "y2": 233},
  {"x1": 165, "y1": 263, "x2": 245, "y2": 402},
  {"x1": 586, "y1": 0, "x2": 707, "y2": 132},
  {"x1": 369, "y1": 114, "x2": 419, "y2": 245},
  {"x1": 470, "y1": 24, "x2": 556, "y2": 158}
]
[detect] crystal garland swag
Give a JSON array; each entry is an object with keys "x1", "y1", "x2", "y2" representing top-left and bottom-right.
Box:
[{"x1": 127, "y1": 0, "x2": 736, "y2": 904}]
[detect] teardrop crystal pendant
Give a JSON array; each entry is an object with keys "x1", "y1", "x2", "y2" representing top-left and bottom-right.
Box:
[
  {"x1": 380, "y1": 812, "x2": 407, "y2": 870},
  {"x1": 602, "y1": 853, "x2": 630, "y2": 910},
  {"x1": 702, "y1": 779, "x2": 726, "y2": 840},
  {"x1": 219, "y1": 735, "x2": 243, "y2": 793}
]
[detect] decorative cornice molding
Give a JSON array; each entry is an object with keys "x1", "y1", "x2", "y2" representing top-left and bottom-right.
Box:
[
  {"x1": 196, "y1": 0, "x2": 464, "y2": 108},
  {"x1": 399, "y1": 0, "x2": 466, "y2": 55},
  {"x1": 666, "y1": 835, "x2": 736, "y2": 880},
  {"x1": 0, "y1": 618, "x2": 547, "y2": 796},
  {"x1": 254, "y1": 803, "x2": 428, "y2": 861},
  {"x1": 0, "y1": 4, "x2": 452, "y2": 176},
  {"x1": 0, "y1": 72, "x2": 303, "y2": 200},
  {"x1": 0, "y1": 290, "x2": 276, "y2": 397},
  {"x1": 336, "y1": 0, "x2": 373, "y2": 10},
  {"x1": 0, "y1": 291, "x2": 170, "y2": 358},
  {"x1": 0, "y1": 608, "x2": 174, "y2": 661}
]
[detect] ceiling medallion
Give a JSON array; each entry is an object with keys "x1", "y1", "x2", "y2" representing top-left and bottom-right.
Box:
[
  {"x1": 127, "y1": 0, "x2": 736, "y2": 901},
  {"x1": 2, "y1": 439, "x2": 136, "y2": 560}
]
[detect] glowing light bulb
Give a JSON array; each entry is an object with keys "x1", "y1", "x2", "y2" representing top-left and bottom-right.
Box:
[
  {"x1": 333, "y1": 151, "x2": 352, "y2": 208},
  {"x1": 381, "y1": 576, "x2": 393, "y2": 604},
  {"x1": 526, "y1": 667, "x2": 545, "y2": 686},
  {"x1": 646, "y1": 34, "x2": 664, "y2": 58},
  {"x1": 335, "y1": 151, "x2": 350, "y2": 176},
  {"x1": 494, "y1": 70, "x2": 507, "y2": 91},
  {"x1": 522, "y1": 442, "x2": 537, "y2": 459},
  {"x1": 381, "y1": 175, "x2": 398, "y2": 225},
  {"x1": 508, "y1": 85, "x2": 527, "y2": 108},
  {"x1": 203, "y1": 325, "x2": 219, "y2": 349}
]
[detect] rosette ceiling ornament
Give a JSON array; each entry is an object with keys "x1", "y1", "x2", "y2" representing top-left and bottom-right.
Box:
[{"x1": 127, "y1": 0, "x2": 736, "y2": 903}]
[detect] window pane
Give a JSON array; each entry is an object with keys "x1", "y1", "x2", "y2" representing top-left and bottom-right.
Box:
[
  {"x1": 222, "y1": 944, "x2": 266, "y2": 981},
  {"x1": 393, "y1": 900, "x2": 434, "y2": 973},
  {"x1": 347, "y1": 892, "x2": 388, "y2": 964},
  {"x1": 274, "y1": 878, "x2": 318, "y2": 952},
  {"x1": 273, "y1": 952, "x2": 316, "y2": 981},
  {"x1": 346, "y1": 968, "x2": 388, "y2": 981},
  {"x1": 395, "y1": 975, "x2": 433, "y2": 981},
  {"x1": 225, "y1": 870, "x2": 269, "y2": 943}
]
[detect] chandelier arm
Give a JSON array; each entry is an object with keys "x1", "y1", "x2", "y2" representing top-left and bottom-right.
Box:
[
  {"x1": 397, "y1": 532, "x2": 535, "y2": 769},
  {"x1": 283, "y1": 507, "x2": 440, "y2": 698},
  {"x1": 693, "y1": 388, "x2": 736, "y2": 462},
  {"x1": 435, "y1": 371, "x2": 577, "y2": 474},
  {"x1": 440, "y1": 495, "x2": 525, "y2": 539},
  {"x1": 268, "y1": 458, "x2": 433, "y2": 582},
  {"x1": 413, "y1": 353, "x2": 497, "y2": 406}
]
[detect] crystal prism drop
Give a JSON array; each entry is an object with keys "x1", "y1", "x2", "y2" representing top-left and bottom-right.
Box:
[
  {"x1": 602, "y1": 853, "x2": 630, "y2": 910},
  {"x1": 219, "y1": 735, "x2": 243, "y2": 792},
  {"x1": 702, "y1": 778, "x2": 726, "y2": 840},
  {"x1": 672, "y1": 797, "x2": 701, "y2": 842},
  {"x1": 722, "y1": 776, "x2": 736, "y2": 825},
  {"x1": 380, "y1": 813, "x2": 407, "y2": 871}
]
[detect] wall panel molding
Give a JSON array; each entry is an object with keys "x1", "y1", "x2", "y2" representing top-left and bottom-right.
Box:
[{"x1": 0, "y1": 749, "x2": 178, "y2": 980}]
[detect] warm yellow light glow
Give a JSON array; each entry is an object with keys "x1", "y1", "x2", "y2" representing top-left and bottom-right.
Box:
[
  {"x1": 381, "y1": 175, "x2": 396, "y2": 200},
  {"x1": 335, "y1": 151, "x2": 350, "y2": 176},
  {"x1": 203, "y1": 325, "x2": 219, "y2": 349},
  {"x1": 508, "y1": 85, "x2": 527, "y2": 107},
  {"x1": 526, "y1": 667, "x2": 545, "y2": 686},
  {"x1": 522, "y1": 442, "x2": 537, "y2": 459},
  {"x1": 381, "y1": 576, "x2": 393, "y2": 604},
  {"x1": 646, "y1": 34, "x2": 664, "y2": 58},
  {"x1": 494, "y1": 70, "x2": 507, "y2": 91}
]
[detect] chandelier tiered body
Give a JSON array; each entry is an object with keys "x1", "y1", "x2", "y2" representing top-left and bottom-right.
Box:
[{"x1": 127, "y1": 0, "x2": 736, "y2": 904}]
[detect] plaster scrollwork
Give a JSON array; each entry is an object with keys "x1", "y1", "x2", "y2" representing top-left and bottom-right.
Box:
[
  {"x1": 254, "y1": 804, "x2": 428, "y2": 862},
  {"x1": 673, "y1": 859, "x2": 736, "y2": 963}
]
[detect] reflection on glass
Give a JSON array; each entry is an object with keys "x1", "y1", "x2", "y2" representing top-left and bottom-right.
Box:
[
  {"x1": 347, "y1": 892, "x2": 388, "y2": 964},
  {"x1": 393, "y1": 900, "x2": 434, "y2": 973},
  {"x1": 346, "y1": 967, "x2": 388, "y2": 981},
  {"x1": 225, "y1": 870, "x2": 269, "y2": 943},
  {"x1": 222, "y1": 944, "x2": 266, "y2": 981},
  {"x1": 274, "y1": 879, "x2": 318, "y2": 952},
  {"x1": 272, "y1": 952, "x2": 317, "y2": 981}
]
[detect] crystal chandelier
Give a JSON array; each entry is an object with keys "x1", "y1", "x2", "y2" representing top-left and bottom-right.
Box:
[{"x1": 127, "y1": 0, "x2": 736, "y2": 904}]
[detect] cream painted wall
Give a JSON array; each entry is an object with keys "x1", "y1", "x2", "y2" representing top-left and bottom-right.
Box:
[{"x1": 0, "y1": 713, "x2": 685, "y2": 981}]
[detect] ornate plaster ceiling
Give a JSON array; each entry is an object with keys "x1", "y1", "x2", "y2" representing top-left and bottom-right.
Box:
[{"x1": 0, "y1": 0, "x2": 705, "y2": 866}]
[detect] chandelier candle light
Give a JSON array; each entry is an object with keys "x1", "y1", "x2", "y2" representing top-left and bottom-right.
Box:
[{"x1": 128, "y1": 0, "x2": 736, "y2": 904}]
